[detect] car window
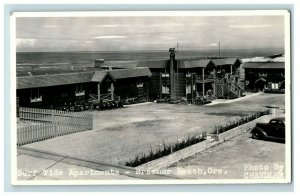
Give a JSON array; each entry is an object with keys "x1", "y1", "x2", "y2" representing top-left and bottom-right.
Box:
[
  {"x1": 277, "y1": 121, "x2": 284, "y2": 128},
  {"x1": 269, "y1": 120, "x2": 278, "y2": 126}
]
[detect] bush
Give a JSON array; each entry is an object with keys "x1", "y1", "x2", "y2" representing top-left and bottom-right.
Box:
[
  {"x1": 212, "y1": 110, "x2": 270, "y2": 134},
  {"x1": 124, "y1": 132, "x2": 206, "y2": 167},
  {"x1": 194, "y1": 96, "x2": 212, "y2": 105},
  {"x1": 155, "y1": 97, "x2": 187, "y2": 104}
]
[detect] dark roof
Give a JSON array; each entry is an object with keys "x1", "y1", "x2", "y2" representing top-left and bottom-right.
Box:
[
  {"x1": 243, "y1": 62, "x2": 285, "y2": 69},
  {"x1": 109, "y1": 67, "x2": 152, "y2": 79},
  {"x1": 17, "y1": 72, "x2": 94, "y2": 89},
  {"x1": 91, "y1": 68, "x2": 152, "y2": 82},
  {"x1": 178, "y1": 59, "x2": 215, "y2": 68},
  {"x1": 17, "y1": 68, "x2": 152, "y2": 89},
  {"x1": 91, "y1": 71, "x2": 114, "y2": 83},
  {"x1": 212, "y1": 58, "x2": 242, "y2": 66},
  {"x1": 137, "y1": 60, "x2": 169, "y2": 69}
]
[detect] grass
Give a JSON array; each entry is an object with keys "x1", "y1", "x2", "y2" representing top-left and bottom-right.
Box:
[
  {"x1": 212, "y1": 110, "x2": 270, "y2": 134},
  {"x1": 125, "y1": 110, "x2": 270, "y2": 167},
  {"x1": 125, "y1": 132, "x2": 207, "y2": 167}
]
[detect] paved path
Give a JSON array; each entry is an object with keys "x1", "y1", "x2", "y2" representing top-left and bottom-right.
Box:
[
  {"x1": 166, "y1": 131, "x2": 286, "y2": 180},
  {"x1": 206, "y1": 92, "x2": 263, "y2": 106}
]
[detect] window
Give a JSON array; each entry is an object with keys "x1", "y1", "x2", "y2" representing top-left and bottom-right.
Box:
[
  {"x1": 30, "y1": 88, "x2": 42, "y2": 103},
  {"x1": 137, "y1": 80, "x2": 143, "y2": 88},
  {"x1": 75, "y1": 84, "x2": 85, "y2": 96},
  {"x1": 186, "y1": 84, "x2": 195, "y2": 94},
  {"x1": 162, "y1": 85, "x2": 170, "y2": 94},
  {"x1": 162, "y1": 73, "x2": 169, "y2": 77},
  {"x1": 271, "y1": 83, "x2": 279, "y2": 90},
  {"x1": 269, "y1": 120, "x2": 278, "y2": 126},
  {"x1": 277, "y1": 121, "x2": 284, "y2": 128},
  {"x1": 186, "y1": 84, "x2": 191, "y2": 94},
  {"x1": 259, "y1": 72, "x2": 267, "y2": 77}
]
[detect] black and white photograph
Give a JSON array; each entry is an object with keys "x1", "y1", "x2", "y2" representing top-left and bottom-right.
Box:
[{"x1": 10, "y1": 11, "x2": 291, "y2": 184}]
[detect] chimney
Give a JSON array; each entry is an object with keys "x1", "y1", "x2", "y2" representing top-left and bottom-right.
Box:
[
  {"x1": 95, "y1": 59, "x2": 104, "y2": 68},
  {"x1": 169, "y1": 48, "x2": 176, "y2": 98}
]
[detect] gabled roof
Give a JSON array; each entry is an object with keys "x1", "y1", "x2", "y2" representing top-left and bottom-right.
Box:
[
  {"x1": 91, "y1": 68, "x2": 152, "y2": 82},
  {"x1": 212, "y1": 58, "x2": 242, "y2": 66},
  {"x1": 17, "y1": 68, "x2": 152, "y2": 89},
  {"x1": 109, "y1": 67, "x2": 152, "y2": 79},
  {"x1": 17, "y1": 72, "x2": 94, "y2": 89},
  {"x1": 178, "y1": 59, "x2": 215, "y2": 69},
  {"x1": 243, "y1": 62, "x2": 285, "y2": 69},
  {"x1": 91, "y1": 71, "x2": 116, "y2": 83},
  {"x1": 137, "y1": 60, "x2": 169, "y2": 69}
]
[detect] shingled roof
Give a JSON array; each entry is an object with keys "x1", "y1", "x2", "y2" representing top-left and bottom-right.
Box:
[
  {"x1": 17, "y1": 72, "x2": 94, "y2": 89},
  {"x1": 243, "y1": 62, "x2": 285, "y2": 69},
  {"x1": 212, "y1": 58, "x2": 242, "y2": 66},
  {"x1": 91, "y1": 71, "x2": 112, "y2": 83},
  {"x1": 109, "y1": 67, "x2": 152, "y2": 79},
  {"x1": 137, "y1": 60, "x2": 169, "y2": 69},
  {"x1": 178, "y1": 59, "x2": 216, "y2": 68},
  {"x1": 17, "y1": 68, "x2": 152, "y2": 89}
]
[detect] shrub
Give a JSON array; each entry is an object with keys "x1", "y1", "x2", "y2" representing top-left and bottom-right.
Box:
[
  {"x1": 212, "y1": 110, "x2": 270, "y2": 134},
  {"x1": 124, "y1": 132, "x2": 206, "y2": 167}
]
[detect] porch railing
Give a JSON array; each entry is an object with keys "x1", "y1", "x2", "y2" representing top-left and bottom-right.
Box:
[{"x1": 196, "y1": 74, "x2": 215, "y2": 81}]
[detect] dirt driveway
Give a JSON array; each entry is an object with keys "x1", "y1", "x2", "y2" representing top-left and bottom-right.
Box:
[
  {"x1": 22, "y1": 93, "x2": 285, "y2": 165},
  {"x1": 166, "y1": 132, "x2": 286, "y2": 180}
]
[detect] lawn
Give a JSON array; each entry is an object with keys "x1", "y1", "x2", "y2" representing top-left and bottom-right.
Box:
[{"x1": 22, "y1": 93, "x2": 285, "y2": 165}]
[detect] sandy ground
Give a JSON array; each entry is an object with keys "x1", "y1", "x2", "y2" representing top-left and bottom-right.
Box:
[
  {"x1": 166, "y1": 132, "x2": 285, "y2": 180},
  {"x1": 22, "y1": 93, "x2": 285, "y2": 165}
]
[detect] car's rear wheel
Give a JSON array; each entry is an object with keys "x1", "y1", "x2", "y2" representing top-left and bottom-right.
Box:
[{"x1": 252, "y1": 131, "x2": 261, "y2": 139}]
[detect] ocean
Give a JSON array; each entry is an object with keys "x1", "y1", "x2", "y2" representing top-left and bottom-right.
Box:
[{"x1": 17, "y1": 48, "x2": 284, "y2": 68}]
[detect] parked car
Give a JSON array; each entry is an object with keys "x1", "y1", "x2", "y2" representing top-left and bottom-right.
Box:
[{"x1": 251, "y1": 117, "x2": 285, "y2": 140}]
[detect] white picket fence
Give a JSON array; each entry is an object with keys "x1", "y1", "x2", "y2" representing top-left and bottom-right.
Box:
[{"x1": 17, "y1": 107, "x2": 93, "y2": 146}]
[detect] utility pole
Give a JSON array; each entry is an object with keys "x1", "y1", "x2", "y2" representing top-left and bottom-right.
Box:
[
  {"x1": 169, "y1": 48, "x2": 176, "y2": 98},
  {"x1": 176, "y1": 42, "x2": 179, "y2": 97},
  {"x1": 218, "y1": 41, "x2": 221, "y2": 58}
]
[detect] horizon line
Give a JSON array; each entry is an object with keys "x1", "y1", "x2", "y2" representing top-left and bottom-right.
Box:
[{"x1": 16, "y1": 48, "x2": 285, "y2": 53}]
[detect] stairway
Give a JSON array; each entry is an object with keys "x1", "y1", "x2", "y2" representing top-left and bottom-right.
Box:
[{"x1": 216, "y1": 75, "x2": 244, "y2": 99}]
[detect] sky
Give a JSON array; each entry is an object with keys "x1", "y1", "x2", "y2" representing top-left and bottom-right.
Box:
[{"x1": 16, "y1": 15, "x2": 285, "y2": 52}]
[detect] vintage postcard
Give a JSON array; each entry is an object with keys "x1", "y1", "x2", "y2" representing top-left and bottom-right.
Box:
[{"x1": 10, "y1": 10, "x2": 291, "y2": 185}]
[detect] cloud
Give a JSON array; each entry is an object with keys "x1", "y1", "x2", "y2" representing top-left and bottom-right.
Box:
[
  {"x1": 65, "y1": 40, "x2": 79, "y2": 43},
  {"x1": 94, "y1": 35, "x2": 127, "y2": 39},
  {"x1": 16, "y1": 38, "x2": 37, "y2": 47},
  {"x1": 84, "y1": 41, "x2": 94, "y2": 44},
  {"x1": 229, "y1": 24, "x2": 273, "y2": 29},
  {"x1": 92, "y1": 24, "x2": 128, "y2": 28},
  {"x1": 43, "y1": 25, "x2": 57, "y2": 28},
  {"x1": 209, "y1": 43, "x2": 218, "y2": 47},
  {"x1": 159, "y1": 36, "x2": 177, "y2": 40}
]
